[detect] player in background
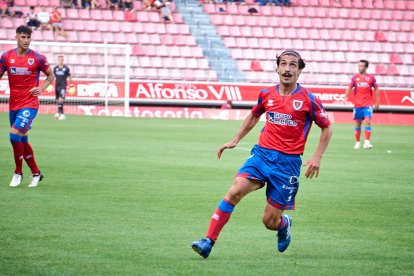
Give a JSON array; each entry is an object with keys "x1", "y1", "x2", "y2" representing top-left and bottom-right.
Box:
[
  {"x1": 0, "y1": 25, "x2": 55, "y2": 188},
  {"x1": 344, "y1": 60, "x2": 380, "y2": 149},
  {"x1": 191, "y1": 50, "x2": 333, "y2": 258},
  {"x1": 53, "y1": 55, "x2": 72, "y2": 120}
]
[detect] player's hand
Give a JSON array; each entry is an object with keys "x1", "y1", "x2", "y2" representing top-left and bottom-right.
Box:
[
  {"x1": 304, "y1": 159, "x2": 320, "y2": 178},
  {"x1": 217, "y1": 141, "x2": 237, "y2": 159},
  {"x1": 29, "y1": 87, "x2": 42, "y2": 96},
  {"x1": 374, "y1": 104, "x2": 379, "y2": 111}
]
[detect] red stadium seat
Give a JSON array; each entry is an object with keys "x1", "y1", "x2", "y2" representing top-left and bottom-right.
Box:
[
  {"x1": 102, "y1": 10, "x2": 114, "y2": 21},
  {"x1": 78, "y1": 31, "x2": 92, "y2": 43},
  {"x1": 132, "y1": 45, "x2": 146, "y2": 56},
  {"x1": 374, "y1": 32, "x2": 387, "y2": 42},
  {"x1": 296, "y1": 28, "x2": 308, "y2": 39},
  {"x1": 240, "y1": 26, "x2": 252, "y2": 37},
  {"x1": 390, "y1": 54, "x2": 403, "y2": 64},
  {"x1": 178, "y1": 24, "x2": 190, "y2": 35},
  {"x1": 161, "y1": 34, "x2": 174, "y2": 46},
  {"x1": 126, "y1": 33, "x2": 139, "y2": 44},
  {"x1": 85, "y1": 22, "x2": 97, "y2": 32},
  {"x1": 388, "y1": 65, "x2": 400, "y2": 76},
  {"x1": 220, "y1": 14, "x2": 235, "y2": 26},
  {"x1": 148, "y1": 11, "x2": 161, "y2": 23},
  {"x1": 210, "y1": 14, "x2": 223, "y2": 25},
  {"x1": 330, "y1": 30, "x2": 342, "y2": 40},
  {"x1": 204, "y1": 3, "x2": 216, "y2": 13},
  {"x1": 102, "y1": 32, "x2": 115, "y2": 43},
  {"x1": 383, "y1": 0, "x2": 395, "y2": 9},
  {"x1": 363, "y1": 0, "x2": 374, "y2": 8},
  {"x1": 375, "y1": 65, "x2": 387, "y2": 75},
  {"x1": 78, "y1": 9, "x2": 90, "y2": 20},
  {"x1": 66, "y1": 9, "x2": 79, "y2": 19},
  {"x1": 250, "y1": 59, "x2": 263, "y2": 72}
]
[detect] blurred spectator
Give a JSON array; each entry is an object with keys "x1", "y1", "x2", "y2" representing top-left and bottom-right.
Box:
[
  {"x1": 37, "y1": 6, "x2": 52, "y2": 30},
  {"x1": 0, "y1": 0, "x2": 8, "y2": 16},
  {"x1": 121, "y1": 0, "x2": 133, "y2": 11},
  {"x1": 73, "y1": 0, "x2": 83, "y2": 8},
  {"x1": 274, "y1": 0, "x2": 291, "y2": 5},
  {"x1": 158, "y1": 0, "x2": 174, "y2": 23},
  {"x1": 60, "y1": 0, "x2": 74, "y2": 8},
  {"x1": 143, "y1": 0, "x2": 154, "y2": 9},
  {"x1": 107, "y1": 0, "x2": 121, "y2": 10},
  {"x1": 84, "y1": 0, "x2": 100, "y2": 9},
  {"x1": 26, "y1": 6, "x2": 40, "y2": 29},
  {"x1": 8, "y1": 6, "x2": 23, "y2": 17},
  {"x1": 50, "y1": 6, "x2": 66, "y2": 36}
]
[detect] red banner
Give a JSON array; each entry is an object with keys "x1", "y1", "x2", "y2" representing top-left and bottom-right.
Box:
[{"x1": 1, "y1": 80, "x2": 414, "y2": 108}]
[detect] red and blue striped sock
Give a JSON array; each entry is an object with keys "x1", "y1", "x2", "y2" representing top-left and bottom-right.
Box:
[{"x1": 206, "y1": 199, "x2": 235, "y2": 243}]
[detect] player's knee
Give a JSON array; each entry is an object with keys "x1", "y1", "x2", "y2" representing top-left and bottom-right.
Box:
[
  {"x1": 262, "y1": 216, "x2": 277, "y2": 230},
  {"x1": 226, "y1": 186, "x2": 243, "y2": 204}
]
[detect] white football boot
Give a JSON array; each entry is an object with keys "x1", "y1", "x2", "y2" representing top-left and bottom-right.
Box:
[
  {"x1": 363, "y1": 141, "x2": 373, "y2": 149},
  {"x1": 28, "y1": 173, "x2": 44, "y2": 188},
  {"x1": 58, "y1": 114, "x2": 66, "y2": 120},
  {"x1": 10, "y1": 173, "x2": 23, "y2": 188},
  {"x1": 54, "y1": 113, "x2": 60, "y2": 120},
  {"x1": 354, "y1": 142, "x2": 361, "y2": 149}
]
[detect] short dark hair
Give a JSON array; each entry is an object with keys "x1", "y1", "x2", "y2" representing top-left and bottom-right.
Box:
[
  {"x1": 359, "y1": 59, "x2": 369, "y2": 68},
  {"x1": 276, "y1": 50, "x2": 306, "y2": 70},
  {"x1": 16, "y1": 25, "x2": 32, "y2": 36}
]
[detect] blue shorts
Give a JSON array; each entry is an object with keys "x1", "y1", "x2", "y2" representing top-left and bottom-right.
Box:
[
  {"x1": 353, "y1": 106, "x2": 373, "y2": 121},
  {"x1": 9, "y1": 108, "x2": 38, "y2": 134},
  {"x1": 237, "y1": 145, "x2": 302, "y2": 210}
]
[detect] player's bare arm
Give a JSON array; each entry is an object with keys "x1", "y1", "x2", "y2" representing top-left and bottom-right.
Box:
[
  {"x1": 217, "y1": 112, "x2": 261, "y2": 159},
  {"x1": 304, "y1": 125, "x2": 333, "y2": 179},
  {"x1": 374, "y1": 87, "x2": 380, "y2": 110},
  {"x1": 344, "y1": 87, "x2": 351, "y2": 102},
  {"x1": 30, "y1": 67, "x2": 55, "y2": 96}
]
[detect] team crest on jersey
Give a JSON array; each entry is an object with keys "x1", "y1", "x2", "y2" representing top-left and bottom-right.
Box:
[
  {"x1": 365, "y1": 77, "x2": 369, "y2": 81},
  {"x1": 28, "y1": 58, "x2": 34, "y2": 65},
  {"x1": 267, "y1": 100, "x2": 274, "y2": 106},
  {"x1": 292, "y1": 100, "x2": 303, "y2": 110}
]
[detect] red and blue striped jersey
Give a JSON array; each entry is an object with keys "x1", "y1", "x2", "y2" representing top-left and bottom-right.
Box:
[
  {"x1": 252, "y1": 84, "x2": 331, "y2": 155},
  {"x1": 349, "y1": 73, "x2": 378, "y2": 108},
  {"x1": 0, "y1": 48, "x2": 50, "y2": 110}
]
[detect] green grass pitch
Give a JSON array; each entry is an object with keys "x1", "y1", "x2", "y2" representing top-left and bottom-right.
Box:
[{"x1": 0, "y1": 113, "x2": 413, "y2": 275}]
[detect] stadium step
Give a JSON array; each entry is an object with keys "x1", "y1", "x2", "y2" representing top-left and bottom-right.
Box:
[{"x1": 174, "y1": 0, "x2": 245, "y2": 82}]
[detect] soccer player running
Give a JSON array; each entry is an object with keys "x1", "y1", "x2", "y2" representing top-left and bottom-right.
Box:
[
  {"x1": 53, "y1": 55, "x2": 72, "y2": 120},
  {"x1": 191, "y1": 50, "x2": 333, "y2": 258},
  {"x1": 0, "y1": 25, "x2": 55, "y2": 187},
  {"x1": 344, "y1": 60, "x2": 380, "y2": 149}
]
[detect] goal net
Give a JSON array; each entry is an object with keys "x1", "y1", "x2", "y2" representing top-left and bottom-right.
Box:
[{"x1": 0, "y1": 40, "x2": 131, "y2": 117}]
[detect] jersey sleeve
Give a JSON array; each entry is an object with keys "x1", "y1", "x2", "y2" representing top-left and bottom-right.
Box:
[
  {"x1": 348, "y1": 75, "x2": 356, "y2": 88},
  {"x1": 309, "y1": 93, "x2": 331, "y2": 128},
  {"x1": 372, "y1": 75, "x2": 378, "y2": 89},
  {"x1": 251, "y1": 90, "x2": 266, "y2": 116},
  {"x1": 0, "y1": 52, "x2": 8, "y2": 73},
  {"x1": 37, "y1": 53, "x2": 50, "y2": 73}
]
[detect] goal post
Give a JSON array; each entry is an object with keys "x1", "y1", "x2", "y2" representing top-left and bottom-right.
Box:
[{"x1": 0, "y1": 40, "x2": 131, "y2": 116}]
